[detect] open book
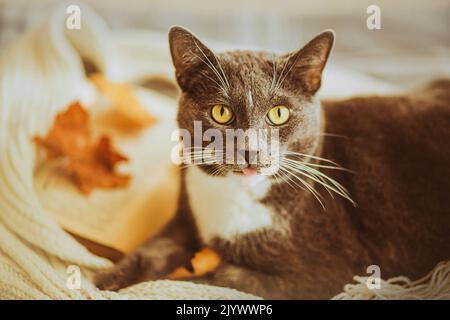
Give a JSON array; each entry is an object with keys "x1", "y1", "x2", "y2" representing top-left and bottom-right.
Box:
[{"x1": 34, "y1": 83, "x2": 180, "y2": 259}]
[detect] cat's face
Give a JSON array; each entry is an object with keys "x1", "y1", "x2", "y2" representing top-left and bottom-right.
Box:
[{"x1": 169, "y1": 27, "x2": 334, "y2": 177}]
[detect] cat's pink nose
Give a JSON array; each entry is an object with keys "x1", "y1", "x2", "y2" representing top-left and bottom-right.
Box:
[{"x1": 242, "y1": 168, "x2": 257, "y2": 176}]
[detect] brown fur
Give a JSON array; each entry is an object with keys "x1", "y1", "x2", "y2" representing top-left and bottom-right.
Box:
[{"x1": 95, "y1": 27, "x2": 450, "y2": 299}]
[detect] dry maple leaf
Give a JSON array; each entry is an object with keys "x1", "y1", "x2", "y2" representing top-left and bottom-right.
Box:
[
  {"x1": 168, "y1": 248, "x2": 221, "y2": 280},
  {"x1": 89, "y1": 73, "x2": 156, "y2": 128},
  {"x1": 34, "y1": 101, "x2": 131, "y2": 194}
]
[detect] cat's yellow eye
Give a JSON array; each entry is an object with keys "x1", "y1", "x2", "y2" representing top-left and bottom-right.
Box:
[
  {"x1": 211, "y1": 104, "x2": 234, "y2": 124},
  {"x1": 267, "y1": 105, "x2": 290, "y2": 125}
]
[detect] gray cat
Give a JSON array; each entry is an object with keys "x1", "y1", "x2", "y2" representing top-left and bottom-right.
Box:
[{"x1": 95, "y1": 27, "x2": 450, "y2": 299}]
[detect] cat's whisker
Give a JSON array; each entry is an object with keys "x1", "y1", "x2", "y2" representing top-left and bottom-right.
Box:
[
  {"x1": 275, "y1": 167, "x2": 302, "y2": 193},
  {"x1": 274, "y1": 54, "x2": 303, "y2": 92},
  {"x1": 283, "y1": 156, "x2": 351, "y2": 172},
  {"x1": 284, "y1": 151, "x2": 342, "y2": 167},
  {"x1": 282, "y1": 160, "x2": 335, "y2": 200},
  {"x1": 271, "y1": 169, "x2": 281, "y2": 185},
  {"x1": 193, "y1": 49, "x2": 227, "y2": 90},
  {"x1": 277, "y1": 167, "x2": 307, "y2": 192},
  {"x1": 273, "y1": 57, "x2": 290, "y2": 92},
  {"x1": 282, "y1": 166, "x2": 324, "y2": 202},
  {"x1": 301, "y1": 132, "x2": 349, "y2": 139},
  {"x1": 198, "y1": 70, "x2": 228, "y2": 94},
  {"x1": 210, "y1": 164, "x2": 226, "y2": 177},
  {"x1": 180, "y1": 154, "x2": 221, "y2": 161},
  {"x1": 212, "y1": 53, "x2": 231, "y2": 91},
  {"x1": 181, "y1": 156, "x2": 220, "y2": 163},
  {"x1": 283, "y1": 158, "x2": 335, "y2": 192},
  {"x1": 191, "y1": 51, "x2": 228, "y2": 94},
  {"x1": 180, "y1": 154, "x2": 224, "y2": 166},
  {"x1": 281, "y1": 148, "x2": 354, "y2": 202},
  {"x1": 287, "y1": 160, "x2": 347, "y2": 171},
  {"x1": 281, "y1": 159, "x2": 354, "y2": 205},
  {"x1": 279, "y1": 166, "x2": 325, "y2": 208},
  {"x1": 181, "y1": 159, "x2": 223, "y2": 166},
  {"x1": 181, "y1": 147, "x2": 224, "y2": 155},
  {"x1": 182, "y1": 148, "x2": 224, "y2": 153},
  {"x1": 210, "y1": 166, "x2": 220, "y2": 176},
  {"x1": 192, "y1": 43, "x2": 230, "y2": 97},
  {"x1": 284, "y1": 159, "x2": 351, "y2": 196},
  {"x1": 282, "y1": 160, "x2": 343, "y2": 194},
  {"x1": 270, "y1": 55, "x2": 278, "y2": 93},
  {"x1": 178, "y1": 157, "x2": 224, "y2": 170},
  {"x1": 181, "y1": 149, "x2": 224, "y2": 157},
  {"x1": 179, "y1": 147, "x2": 225, "y2": 167},
  {"x1": 183, "y1": 146, "x2": 221, "y2": 150}
]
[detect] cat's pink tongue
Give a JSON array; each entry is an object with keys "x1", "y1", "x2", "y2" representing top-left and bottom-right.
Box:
[{"x1": 242, "y1": 168, "x2": 257, "y2": 176}]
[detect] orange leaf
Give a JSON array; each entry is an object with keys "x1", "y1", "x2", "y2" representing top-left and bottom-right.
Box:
[
  {"x1": 89, "y1": 74, "x2": 156, "y2": 128},
  {"x1": 168, "y1": 248, "x2": 221, "y2": 280},
  {"x1": 34, "y1": 101, "x2": 131, "y2": 195}
]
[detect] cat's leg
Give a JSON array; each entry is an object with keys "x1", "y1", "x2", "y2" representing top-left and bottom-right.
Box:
[
  {"x1": 194, "y1": 263, "x2": 295, "y2": 299},
  {"x1": 95, "y1": 206, "x2": 199, "y2": 291}
]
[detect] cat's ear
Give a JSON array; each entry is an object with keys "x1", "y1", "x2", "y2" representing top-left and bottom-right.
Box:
[
  {"x1": 282, "y1": 30, "x2": 335, "y2": 95},
  {"x1": 169, "y1": 26, "x2": 216, "y2": 91}
]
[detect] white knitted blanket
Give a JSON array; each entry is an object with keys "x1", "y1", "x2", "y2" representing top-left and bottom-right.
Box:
[{"x1": 0, "y1": 3, "x2": 448, "y2": 300}]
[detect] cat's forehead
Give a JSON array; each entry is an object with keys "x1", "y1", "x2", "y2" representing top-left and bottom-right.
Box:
[
  {"x1": 216, "y1": 51, "x2": 276, "y2": 98},
  {"x1": 219, "y1": 51, "x2": 274, "y2": 77}
]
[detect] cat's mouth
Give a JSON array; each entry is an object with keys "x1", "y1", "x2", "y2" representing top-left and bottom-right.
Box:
[
  {"x1": 231, "y1": 164, "x2": 279, "y2": 177},
  {"x1": 242, "y1": 167, "x2": 258, "y2": 176},
  {"x1": 233, "y1": 167, "x2": 258, "y2": 177}
]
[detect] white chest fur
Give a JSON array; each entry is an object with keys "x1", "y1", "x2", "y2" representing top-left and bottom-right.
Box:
[{"x1": 185, "y1": 166, "x2": 274, "y2": 243}]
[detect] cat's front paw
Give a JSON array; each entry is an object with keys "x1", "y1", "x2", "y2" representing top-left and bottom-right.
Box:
[
  {"x1": 94, "y1": 238, "x2": 193, "y2": 291},
  {"x1": 94, "y1": 253, "x2": 144, "y2": 291},
  {"x1": 94, "y1": 268, "x2": 136, "y2": 291}
]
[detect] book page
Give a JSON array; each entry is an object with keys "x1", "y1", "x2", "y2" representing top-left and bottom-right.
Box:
[{"x1": 34, "y1": 87, "x2": 180, "y2": 254}]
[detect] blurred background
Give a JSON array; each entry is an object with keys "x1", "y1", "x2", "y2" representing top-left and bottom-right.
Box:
[{"x1": 0, "y1": 0, "x2": 449, "y2": 89}]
